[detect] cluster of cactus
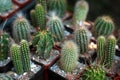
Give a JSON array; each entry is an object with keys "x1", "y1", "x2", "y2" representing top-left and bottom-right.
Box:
[
  {"x1": 0, "y1": 33, "x2": 9, "y2": 61},
  {"x1": 47, "y1": 15, "x2": 64, "y2": 42},
  {"x1": 0, "y1": 0, "x2": 12, "y2": 13},
  {"x1": 11, "y1": 40, "x2": 31, "y2": 74},
  {"x1": 0, "y1": 74, "x2": 13, "y2": 80},
  {"x1": 48, "y1": 0, "x2": 67, "y2": 17},
  {"x1": 74, "y1": 27, "x2": 89, "y2": 54},
  {"x1": 35, "y1": 31, "x2": 54, "y2": 59},
  {"x1": 81, "y1": 66, "x2": 107, "y2": 80},
  {"x1": 60, "y1": 40, "x2": 78, "y2": 72},
  {"x1": 94, "y1": 16, "x2": 115, "y2": 37},
  {"x1": 73, "y1": 0, "x2": 89, "y2": 26},
  {"x1": 12, "y1": 16, "x2": 31, "y2": 43}
]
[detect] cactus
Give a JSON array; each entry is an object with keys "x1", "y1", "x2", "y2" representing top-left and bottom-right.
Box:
[
  {"x1": 30, "y1": 9, "x2": 37, "y2": 27},
  {"x1": 60, "y1": 40, "x2": 78, "y2": 72},
  {"x1": 73, "y1": 0, "x2": 89, "y2": 26},
  {"x1": 35, "y1": 4, "x2": 46, "y2": 30},
  {"x1": 12, "y1": 16, "x2": 31, "y2": 43},
  {"x1": 94, "y1": 16, "x2": 115, "y2": 37},
  {"x1": 81, "y1": 66, "x2": 107, "y2": 80},
  {"x1": 47, "y1": 15, "x2": 64, "y2": 42},
  {"x1": 0, "y1": 0, "x2": 12, "y2": 13},
  {"x1": 11, "y1": 44, "x2": 24, "y2": 75},
  {"x1": 0, "y1": 74, "x2": 13, "y2": 80},
  {"x1": 0, "y1": 33, "x2": 9, "y2": 61},
  {"x1": 97, "y1": 36, "x2": 106, "y2": 64},
  {"x1": 37, "y1": 0, "x2": 47, "y2": 13},
  {"x1": 37, "y1": 31, "x2": 54, "y2": 59},
  {"x1": 32, "y1": 32, "x2": 41, "y2": 46},
  {"x1": 74, "y1": 27, "x2": 89, "y2": 54},
  {"x1": 105, "y1": 35, "x2": 116, "y2": 69},
  {"x1": 48, "y1": 0, "x2": 67, "y2": 17},
  {"x1": 20, "y1": 40, "x2": 31, "y2": 72}
]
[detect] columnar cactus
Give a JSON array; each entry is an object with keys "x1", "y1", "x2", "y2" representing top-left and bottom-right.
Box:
[
  {"x1": 37, "y1": 31, "x2": 54, "y2": 59},
  {"x1": 48, "y1": 0, "x2": 67, "y2": 17},
  {"x1": 94, "y1": 16, "x2": 115, "y2": 37},
  {"x1": 30, "y1": 9, "x2": 37, "y2": 27},
  {"x1": 37, "y1": 0, "x2": 47, "y2": 13},
  {"x1": 60, "y1": 40, "x2": 78, "y2": 72},
  {"x1": 105, "y1": 35, "x2": 116, "y2": 69},
  {"x1": 20, "y1": 40, "x2": 31, "y2": 72},
  {"x1": 11, "y1": 44, "x2": 24, "y2": 75},
  {"x1": 0, "y1": 74, "x2": 13, "y2": 80},
  {"x1": 97, "y1": 36, "x2": 106, "y2": 64},
  {"x1": 12, "y1": 16, "x2": 31, "y2": 43},
  {"x1": 81, "y1": 66, "x2": 107, "y2": 80},
  {"x1": 35, "y1": 4, "x2": 46, "y2": 30},
  {"x1": 0, "y1": 0, "x2": 12, "y2": 13},
  {"x1": 74, "y1": 27, "x2": 89, "y2": 54},
  {"x1": 47, "y1": 15, "x2": 64, "y2": 42},
  {"x1": 73, "y1": 0, "x2": 89, "y2": 26},
  {"x1": 0, "y1": 33, "x2": 9, "y2": 61}
]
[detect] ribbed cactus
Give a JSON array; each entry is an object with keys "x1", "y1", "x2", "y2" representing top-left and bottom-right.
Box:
[
  {"x1": 0, "y1": 74, "x2": 13, "y2": 80},
  {"x1": 37, "y1": 0, "x2": 47, "y2": 13},
  {"x1": 11, "y1": 44, "x2": 24, "y2": 75},
  {"x1": 73, "y1": 0, "x2": 89, "y2": 26},
  {"x1": 48, "y1": 0, "x2": 67, "y2": 17},
  {"x1": 32, "y1": 32, "x2": 41, "y2": 46},
  {"x1": 35, "y1": 4, "x2": 46, "y2": 30},
  {"x1": 12, "y1": 16, "x2": 31, "y2": 43},
  {"x1": 0, "y1": 33, "x2": 9, "y2": 61},
  {"x1": 97, "y1": 36, "x2": 106, "y2": 64},
  {"x1": 94, "y1": 16, "x2": 115, "y2": 37},
  {"x1": 37, "y1": 31, "x2": 54, "y2": 59},
  {"x1": 81, "y1": 66, "x2": 107, "y2": 80},
  {"x1": 47, "y1": 15, "x2": 64, "y2": 42},
  {"x1": 60, "y1": 40, "x2": 78, "y2": 72},
  {"x1": 74, "y1": 27, "x2": 89, "y2": 54},
  {"x1": 0, "y1": 0, "x2": 12, "y2": 13},
  {"x1": 20, "y1": 40, "x2": 31, "y2": 72},
  {"x1": 30, "y1": 9, "x2": 37, "y2": 27},
  {"x1": 105, "y1": 35, "x2": 116, "y2": 69}
]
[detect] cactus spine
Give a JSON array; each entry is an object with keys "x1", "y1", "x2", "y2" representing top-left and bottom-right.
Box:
[
  {"x1": 94, "y1": 16, "x2": 115, "y2": 37},
  {"x1": 37, "y1": 31, "x2": 54, "y2": 59},
  {"x1": 60, "y1": 40, "x2": 78, "y2": 72},
  {"x1": 35, "y1": 4, "x2": 46, "y2": 30},
  {"x1": 47, "y1": 15, "x2": 64, "y2": 42},
  {"x1": 0, "y1": 74, "x2": 13, "y2": 80},
  {"x1": 13, "y1": 16, "x2": 31, "y2": 43},
  {"x1": 30, "y1": 9, "x2": 37, "y2": 27},
  {"x1": 11, "y1": 44, "x2": 24, "y2": 75},
  {"x1": 20, "y1": 40, "x2": 31, "y2": 72},
  {"x1": 74, "y1": 27, "x2": 89, "y2": 54},
  {"x1": 105, "y1": 35, "x2": 116, "y2": 69},
  {"x1": 0, "y1": 33, "x2": 9, "y2": 61},
  {"x1": 48, "y1": 0, "x2": 67, "y2": 17},
  {"x1": 97, "y1": 36, "x2": 106, "y2": 64},
  {"x1": 73, "y1": 0, "x2": 89, "y2": 26},
  {"x1": 37, "y1": 0, "x2": 47, "y2": 13}
]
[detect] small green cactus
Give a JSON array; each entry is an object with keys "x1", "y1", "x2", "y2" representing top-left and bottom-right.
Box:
[
  {"x1": 0, "y1": 74, "x2": 13, "y2": 80},
  {"x1": 35, "y1": 4, "x2": 46, "y2": 30},
  {"x1": 105, "y1": 35, "x2": 116, "y2": 69},
  {"x1": 48, "y1": 0, "x2": 67, "y2": 17},
  {"x1": 97, "y1": 36, "x2": 106, "y2": 64},
  {"x1": 20, "y1": 40, "x2": 31, "y2": 72},
  {"x1": 37, "y1": 31, "x2": 54, "y2": 59},
  {"x1": 94, "y1": 16, "x2": 115, "y2": 37},
  {"x1": 11, "y1": 44, "x2": 24, "y2": 75},
  {"x1": 37, "y1": 0, "x2": 47, "y2": 13},
  {"x1": 74, "y1": 27, "x2": 89, "y2": 54},
  {"x1": 60, "y1": 40, "x2": 78, "y2": 72},
  {"x1": 47, "y1": 15, "x2": 64, "y2": 42},
  {"x1": 81, "y1": 66, "x2": 107, "y2": 80},
  {"x1": 30, "y1": 9, "x2": 37, "y2": 27},
  {"x1": 32, "y1": 32, "x2": 41, "y2": 46},
  {"x1": 12, "y1": 16, "x2": 31, "y2": 43},
  {"x1": 0, "y1": 33, "x2": 9, "y2": 61},
  {"x1": 0, "y1": 0, "x2": 12, "y2": 13},
  {"x1": 73, "y1": 0, "x2": 89, "y2": 26}
]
